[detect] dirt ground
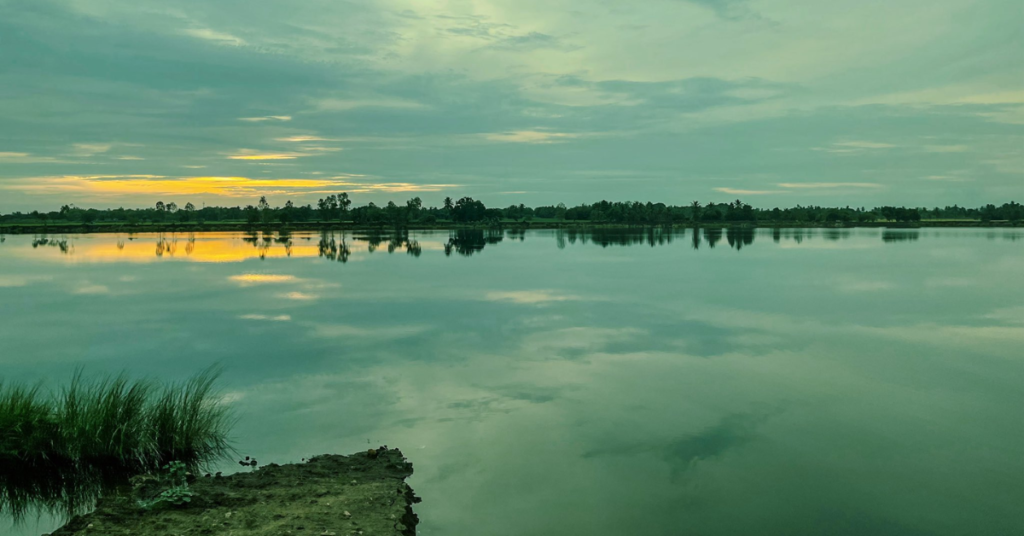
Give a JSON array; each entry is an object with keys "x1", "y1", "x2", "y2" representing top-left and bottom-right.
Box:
[{"x1": 48, "y1": 448, "x2": 419, "y2": 536}]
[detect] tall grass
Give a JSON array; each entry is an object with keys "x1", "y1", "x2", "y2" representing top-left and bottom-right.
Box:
[{"x1": 0, "y1": 370, "x2": 233, "y2": 473}]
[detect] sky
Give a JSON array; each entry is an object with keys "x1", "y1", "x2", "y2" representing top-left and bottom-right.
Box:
[{"x1": 0, "y1": 0, "x2": 1021, "y2": 212}]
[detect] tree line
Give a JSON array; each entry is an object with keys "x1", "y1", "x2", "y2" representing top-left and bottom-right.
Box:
[{"x1": 2, "y1": 196, "x2": 1021, "y2": 226}]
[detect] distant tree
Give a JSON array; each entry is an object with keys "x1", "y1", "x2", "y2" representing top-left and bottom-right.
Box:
[
  {"x1": 166, "y1": 202, "x2": 178, "y2": 213},
  {"x1": 690, "y1": 200, "x2": 701, "y2": 222},
  {"x1": 244, "y1": 205, "x2": 260, "y2": 225},
  {"x1": 337, "y1": 193, "x2": 351, "y2": 222},
  {"x1": 406, "y1": 197, "x2": 422, "y2": 221}
]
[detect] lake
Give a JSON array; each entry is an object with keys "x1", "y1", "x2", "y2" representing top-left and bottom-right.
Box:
[{"x1": 1, "y1": 228, "x2": 1022, "y2": 535}]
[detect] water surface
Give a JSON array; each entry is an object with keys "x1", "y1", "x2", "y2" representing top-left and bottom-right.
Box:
[{"x1": 1, "y1": 228, "x2": 1022, "y2": 535}]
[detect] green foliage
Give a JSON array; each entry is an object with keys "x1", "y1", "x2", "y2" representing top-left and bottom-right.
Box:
[
  {"x1": 0, "y1": 370, "x2": 233, "y2": 474},
  {"x1": 137, "y1": 461, "x2": 194, "y2": 509}
]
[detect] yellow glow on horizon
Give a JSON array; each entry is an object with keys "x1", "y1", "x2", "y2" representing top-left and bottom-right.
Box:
[
  {"x1": 227, "y1": 154, "x2": 302, "y2": 160},
  {"x1": 229, "y1": 274, "x2": 298, "y2": 284},
  {"x1": 3, "y1": 175, "x2": 458, "y2": 197}
]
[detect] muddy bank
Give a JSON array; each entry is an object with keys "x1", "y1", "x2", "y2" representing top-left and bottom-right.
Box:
[{"x1": 48, "y1": 448, "x2": 419, "y2": 536}]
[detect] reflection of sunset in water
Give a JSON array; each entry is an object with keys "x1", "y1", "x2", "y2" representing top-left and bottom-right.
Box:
[{"x1": 11, "y1": 233, "x2": 447, "y2": 263}]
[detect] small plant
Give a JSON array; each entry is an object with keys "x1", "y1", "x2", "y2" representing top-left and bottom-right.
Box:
[{"x1": 137, "y1": 461, "x2": 193, "y2": 509}]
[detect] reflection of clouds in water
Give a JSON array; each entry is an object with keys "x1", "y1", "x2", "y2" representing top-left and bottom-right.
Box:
[
  {"x1": 72, "y1": 284, "x2": 110, "y2": 295},
  {"x1": 582, "y1": 413, "x2": 768, "y2": 474},
  {"x1": 228, "y1": 274, "x2": 298, "y2": 285},
  {"x1": 0, "y1": 275, "x2": 52, "y2": 287},
  {"x1": 307, "y1": 323, "x2": 430, "y2": 339},
  {"x1": 278, "y1": 291, "x2": 317, "y2": 301},
  {"x1": 833, "y1": 276, "x2": 894, "y2": 293},
  {"x1": 924, "y1": 277, "x2": 975, "y2": 288},
  {"x1": 522, "y1": 327, "x2": 647, "y2": 359},
  {"x1": 983, "y1": 306, "x2": 1024, "y2": 325},
  {"x1": 238, "y1": 314, "x2": 292, "y2": 322}
]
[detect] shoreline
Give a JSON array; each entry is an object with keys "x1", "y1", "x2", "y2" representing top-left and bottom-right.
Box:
[
  {"x1": 49, "y1": 447, "x2": 419, "y2": 536},
  {"x1": 1, "y1": 220, "x2": 1019, "y2": 235}
]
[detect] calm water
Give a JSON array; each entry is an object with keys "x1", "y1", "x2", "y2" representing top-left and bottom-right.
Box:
[{"x1": 1, "y1": 228, "x2": 1022, "y2": 535}]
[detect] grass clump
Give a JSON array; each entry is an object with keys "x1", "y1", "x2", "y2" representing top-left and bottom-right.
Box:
[{"x1": 0, "y1": 370, "x2": 233, "y2": 474}]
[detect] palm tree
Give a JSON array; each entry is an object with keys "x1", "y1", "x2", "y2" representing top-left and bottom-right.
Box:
[{"x1": 690, "y1": 200, "x2": 701, "y2": 222}]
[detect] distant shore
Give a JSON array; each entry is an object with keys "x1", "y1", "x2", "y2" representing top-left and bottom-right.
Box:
[{"x1": 1, "y1": 220, "x2": 1019, "y2": 235}]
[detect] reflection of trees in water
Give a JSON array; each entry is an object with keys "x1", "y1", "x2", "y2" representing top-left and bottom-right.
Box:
[
  {"x1": 317, "y1": 231, "x2": 351, "y2": 263},
  {"x1": 445, "y1": 229, "x2": 503, "y2": 256},
  {"x1": 704, "y1": 228, "x2": 722, "y2": 249},
  {"x1": 822, "y1": 229, "x2": 850, "y2": 241},
  {"x1": 506, "y1": 228, "x2": 526, "y2": 241},
  {"x1": 31, "y1": 236, "x2": 72, "y2": 254},
  {"x1": 0, "y1": 462, "x2": 118, "y2": 524},
  {"x1": 184, "y1": 233, "x2": 196, "y2": 256},
  {"x1": 556, "y1": 227, "x2": 676, "y2": 248},
  {"x1": 725, "y1": 228, "x2": 755, "y2": 251},
  {"x1": 882, "y1": 230, "x2": 920, "y2": 243},
  {"x1": 154, "y1": 234, "x2": 178, "y2": 257}
]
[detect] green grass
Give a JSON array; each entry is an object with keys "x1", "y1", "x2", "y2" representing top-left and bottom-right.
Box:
[{"x1": 0, "y1": 370, "x2": 233, "y2": 473}]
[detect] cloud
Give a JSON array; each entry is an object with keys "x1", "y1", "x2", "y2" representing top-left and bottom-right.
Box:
[
  {"x1": 778, "y1": 182, "x2": 882, "y2": 189},
  {"x1": 72, "y1": 143, "x2": 112, "y2": 156},
  {"x1": 313, "y1": 98, "x2": 428, "y2": 112},
  {"x1": 924, "y1": 145, "x2": 969, "y2": 153},
  {"x1": 682, "y1": 0, "x2": 762, "y2": 21},
  {"x1": 309, "y1": 323, "x2": 429, "y2": 339},
  {"x1": 485, "y1": 290, "x2": 582, "y2": 304},
  {"x1": 183, "y1": 28, "x2": 246, "y2": 47},
  {"x1": 227, "y1": 150, "x2": 309, "y2": 161},
  {"x1": 276, "y1": 136, "x2": 336, "y2": 142},
  {"x1": 815, "y1": 141, "x2": 896, "y2": 154},
  {"x1": 238, "y1": 116, "x2": 292, "y2": 122},
  {"x1": 714, "y1": 187, "x2": 777, "y2": 195},
  {"x1": 278, "y1": 291, "x2": 317, "y2": 301},
  {"x1": 482, "y1": 130, "x2": 580, "y2": 144},
  {"x1": 239, "y1": 314, "x2": 292, "y2": 321},
  {"x1": 115, "y1": 156, "x2": 145, "y2": 160}
]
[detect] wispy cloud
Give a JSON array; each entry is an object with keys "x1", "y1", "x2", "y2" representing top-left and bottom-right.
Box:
[
  {"x1": 924, "y1": 145, "x2": 968, "y2": 153},
  {"x1": 815, "y1": 141, "x2": 896, "y2": 154},
  {"x1": 714, "y1": 187, "x2": 777, "y2": 195},
  {"x1": 227, "y1": 150, "x2": 309, "y2": 161},
  {"x1": 238, "y1": 116, "x2": 292, "y2": 122},
  {"x1": 483, "y1": 130, "x2": 580, "y2": 144},
  {"x1": 485, "y1": 290, "x2": 582, "y2": 304},
  {"x1": 276, "y1": 136, "x2": 337, "y2": 142},
  {"x1": 72, "y1": 143, "x2": 112, "y2": 156},
  {"x1": 314, "y1": 98, "x2": 428, "y2": 112},
  {"x1": 183, "y1": 28, "x2": 246, "y2": 46},
  {"x1": 239, "y1": 314, "x2": 292, "y2": 321},
  {"x1": 278, "y1": 291, "x2": 317, "y2": 301},
  {"x1": 778, "y1": 182, "x2": 882, "y2": 189}
]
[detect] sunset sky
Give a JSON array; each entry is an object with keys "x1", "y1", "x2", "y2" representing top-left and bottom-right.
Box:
[{"x1": 1, "y1": 0, "x2": 1021, "y2": 211}]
